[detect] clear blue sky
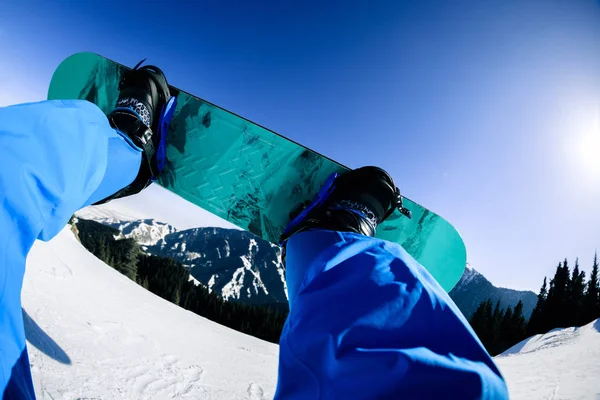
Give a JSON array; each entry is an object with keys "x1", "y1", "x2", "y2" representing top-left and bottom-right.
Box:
[{"x1": 1, "y1": 0, "x2": 600, "y2": 292}]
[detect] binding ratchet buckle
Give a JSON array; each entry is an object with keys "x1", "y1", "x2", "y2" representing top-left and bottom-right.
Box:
[
  {"x1": 395, "y1": 187, "x2": 412, "y2": 218},
  {"x1": 382, "y1": 187, "x2": 412, "y2": 221}
]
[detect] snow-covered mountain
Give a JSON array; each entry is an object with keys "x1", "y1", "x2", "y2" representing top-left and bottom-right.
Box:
[
  {"x1": 22, "y1": 224, "x2": 600, "y2": 399},
  {"x1": 77, "y1": 205, "x2": 178, "y2": 246},
  {"x1": 147, "y1": 228, "x2": 287, "y2": 305},
  {"x1": 76, "y1": 208, "x2": 288, "y2": 306},
  {"x1": 23, "y1": 226, "x2": 278, "y2": 399},
  {"x1": 98, "y1": 218, "x2": 177, "y2": 246},
  {"x1": 78, "y1": 206, "x2": 539, "y2": 318},
  {"x1": 449, "y1": 264, "x2": 538, "y2": 320}
]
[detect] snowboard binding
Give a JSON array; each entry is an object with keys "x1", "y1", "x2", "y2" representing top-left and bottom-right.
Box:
[
  {"x1": 279, "y1": 166, "x2": 412, "y2": 246},
  {"x1": 94, "y1": 59, "x2": 177, "y2": 205}
]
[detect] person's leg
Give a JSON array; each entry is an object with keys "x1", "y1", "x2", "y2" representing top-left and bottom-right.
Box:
[
  {"x1": 276, "y1": 230, "x2": 508, "y2": 399},
  {"x1": 1, "y1": 60, "x2": 173, "y2": 399},
  {"x1": 0, "y1": 99, "x2": 142, "y2": 399},
  {"x1": 275, "y1": 167, "x2": 509, "y2": 399}
]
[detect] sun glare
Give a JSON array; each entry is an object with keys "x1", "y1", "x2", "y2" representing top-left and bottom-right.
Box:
[
  {"x1": 578, "y1": 117, "x2": 600, "y2": 176},
  {"x1": 562, "y1": 102, "x2": 600, "y2": 190}
]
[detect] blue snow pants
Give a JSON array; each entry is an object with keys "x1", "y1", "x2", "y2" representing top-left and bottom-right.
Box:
[{"x1": 0, "y1": 99, "x2": 509, "y2": 399}]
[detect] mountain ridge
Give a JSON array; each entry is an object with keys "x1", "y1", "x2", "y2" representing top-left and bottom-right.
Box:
[
  {"x1": 449, "y1": 264, "x2": 538, "y2": 320},
  {"x1": 76, "y1": 209, "x2": 537, "y2": 318}
]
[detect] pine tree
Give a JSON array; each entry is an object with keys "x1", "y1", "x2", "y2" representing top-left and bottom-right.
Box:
[
  {"x1": 568, "y1": 258, "x2": 586, "y2": 326},
  {"x1": 510, "y1": 300, "x2": 526, "y2": 344},
  {"x1": 499, "y1": 306, "x2": 513, "y2": 351},
  {"x1": 492, "y1": 300, "x2": 503, "y2": 332},
  {"x1": 482, "y1": 299, "x2": 494, "y2": 345},
  {"x1": 527, "y1": 277, "x2": 547, "y2": 335},
  {"x1": 97, "y1": 239, "x2": 107, "y2": 262},
  {"x1": 583, "y1": 252, "x2": 600, "y2": 324},
  {"x1": 545, "y1": 260, "x2": 571, "y2": 329},
  {"x1": 174, "y1": 288, "x2": 181, "y2": 306},
  {"x1": 470, "y1": 299, "x2": 489, "y2": 341},
  {"x1": 492, "y1": 301, "x2": 506, "y2": 354}
]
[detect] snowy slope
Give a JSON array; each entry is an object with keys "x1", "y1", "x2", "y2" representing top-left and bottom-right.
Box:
[
  {"x1": 20, "y1": 225, "x2": 600, "y2": 399},
  {"x1": 23, "y1": 207, "x2": 600, "y2": 399},
  {"x1": 22, "y1": 227, "x2": 278, "y2": 399},
  {"x1": 495, "y1": 319, "x2": 600, "y2": 399}
]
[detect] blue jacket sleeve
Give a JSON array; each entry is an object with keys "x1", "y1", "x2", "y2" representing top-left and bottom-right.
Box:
[
  {"x1": 0, "y1": 99, "x2": 140, "y2": 398},
  {"x1": 275, "y1": 230, "x2": 509, "y2": 399}
]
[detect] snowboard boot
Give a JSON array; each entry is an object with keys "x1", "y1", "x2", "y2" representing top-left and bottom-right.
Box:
[
  {"x1": 94, "y1": 59, "x2": 175, "y2": 205},
  {"x1": 279, "y1": 166, "x2": 412, "y2": 246}
]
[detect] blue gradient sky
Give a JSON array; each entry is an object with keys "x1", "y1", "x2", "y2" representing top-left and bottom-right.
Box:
[{"x1": 1, "y1": 0, "x2": 600, "y2": 291}]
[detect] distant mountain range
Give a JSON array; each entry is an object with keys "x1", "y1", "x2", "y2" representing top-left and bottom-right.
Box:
[
  {"x1": 449, "y1": 264, "x2": 538, "y2": 320},
  {"x1": 83, "y1": 215, "x2": 288, "y2": 307},
  {"x1": 78, "y1": 211, "x2": 538, "y2": 319},
  {"x1": 147, "y1": 227, "x2": 287, "y2": 306}
]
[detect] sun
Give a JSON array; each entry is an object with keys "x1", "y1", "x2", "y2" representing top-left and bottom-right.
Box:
[{"x1": 564, "y1": 107, "x2": 600, "y2": 191}]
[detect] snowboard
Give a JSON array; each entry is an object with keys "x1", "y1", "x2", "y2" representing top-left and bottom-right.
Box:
[{"x1": 48, "y1": 52, "x2": 466, "y2": 292}]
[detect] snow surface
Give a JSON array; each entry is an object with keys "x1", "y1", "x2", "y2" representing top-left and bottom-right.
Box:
[
  {"x1": 22, "y1": 227, "x2": 278, "y2": 399},
  {"x1": 19, "y1": 214, "x2": 600, "y2": 399},
  {"x1": 495, "y1": 319, "x2": 600, "y2": 399}
]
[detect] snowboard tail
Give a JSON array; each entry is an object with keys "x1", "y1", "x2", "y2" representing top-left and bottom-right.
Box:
[{"x1": 48, "y1": 52, "x2": 466, "y2": 292}]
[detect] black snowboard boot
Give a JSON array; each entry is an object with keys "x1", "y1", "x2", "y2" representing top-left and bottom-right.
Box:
[
  {"x1": 94, "y1": 60, "x2": 173, "y2": 205},
  {"x1": 279, "y1": 166, "x2": 411, "y2": 245}
]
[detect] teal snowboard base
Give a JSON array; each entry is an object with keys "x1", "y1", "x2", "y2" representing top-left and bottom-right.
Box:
[{"x1": 48, "y1": 52, "x2": 466, "y2": 292}]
